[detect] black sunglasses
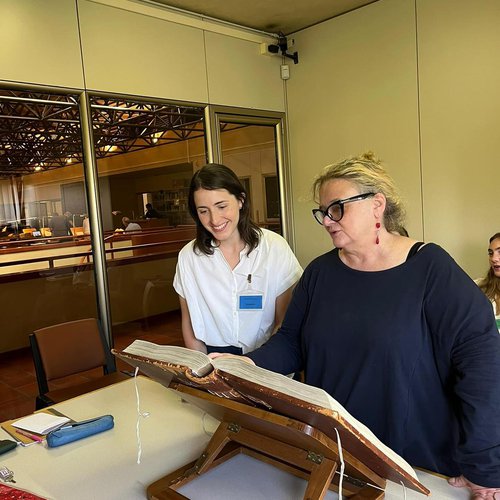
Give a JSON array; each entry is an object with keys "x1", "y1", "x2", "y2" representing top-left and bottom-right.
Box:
[{"x1": 312, "y1": 192, "x2": 375, "y2": 225}]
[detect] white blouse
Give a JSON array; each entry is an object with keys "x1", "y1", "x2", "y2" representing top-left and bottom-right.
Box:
[{"x1": 174, "y1": 228, "x2": 303, "y2": 353}]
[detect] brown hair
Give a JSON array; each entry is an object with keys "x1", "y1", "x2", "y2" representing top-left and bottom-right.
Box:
[
  {"x1": 188, "y1": 163, "x2": 261, "y2": 255},
  {"x1": 312, "y1": 152, "x2": 406, "y2": 233},
  {"x1": 478, "y1": 232, "x2": 500, "y2": 303}
]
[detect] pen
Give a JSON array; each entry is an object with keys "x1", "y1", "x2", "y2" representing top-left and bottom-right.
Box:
[
  {"x1": 15, "y1": 429, "x2": 43, "y2": 443},
  {"x1": 60, "y1": 416, "x2": 100, "y2": 429}
]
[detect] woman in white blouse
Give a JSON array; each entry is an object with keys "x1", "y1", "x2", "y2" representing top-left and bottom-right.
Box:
[{"x1": 173, "y1": 164, "x2": 302, "y2": 355}]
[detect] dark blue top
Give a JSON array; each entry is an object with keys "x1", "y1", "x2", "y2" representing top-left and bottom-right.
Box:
[{"x1": 248, "y1": 244, "x2": 500, "y2": 486}]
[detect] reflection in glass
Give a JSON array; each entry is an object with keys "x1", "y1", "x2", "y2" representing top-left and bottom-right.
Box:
[
  {"x1": 89, "y1": 95, "x2": 207, "y2": 343},
  {"x1": 218, "y1": 123, "x2": 282, "y2": 234},
  {"x1": 0, "y1": 88, "x2": 97, "y2": 357}
]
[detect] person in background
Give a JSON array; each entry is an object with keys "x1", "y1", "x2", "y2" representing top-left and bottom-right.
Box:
[
  {"x1": 63, "y1": 211, "x2": 74, "y2": 229},
  {"x1": 82, "y1": 216, "x2": 90, "y2": 235},
  {"x1": 48, "y1": 212, "x2": 71, "y2": 237},
  {"x1": 144, "y1": 203, "x2": 160, "y2": 219},
  {"x1": 122, "y1": 217, "x2": 141, "y2": 232},
  {"x1": 173, "y1": 163, "x2": 302, "y2": 355},
  {"x1": 213, "y1": 153, "x2": 500, "y2": 498},
  {"x1": 0, "y1": 223, "x2": 16, "y2": 237},
  {"x1": 476, "y1": 232, "x2": 500, "y2": 323}
]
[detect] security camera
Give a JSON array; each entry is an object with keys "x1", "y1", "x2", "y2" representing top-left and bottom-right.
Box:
[
  {"x1": 277, "y1": 34, "x2": 288, "y2": 53},
  {"x1": 261, "y1": 33, "x2": 299, "y2": 64}
]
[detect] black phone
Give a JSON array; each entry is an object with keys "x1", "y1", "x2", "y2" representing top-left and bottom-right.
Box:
[{"x1": 0, "y1": 439, "x2": 17, "y2": 455}]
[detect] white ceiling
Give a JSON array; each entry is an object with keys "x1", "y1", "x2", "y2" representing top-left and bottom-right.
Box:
[{"x1": 147, "y1": 0, "x2": 378, "y2": 35}]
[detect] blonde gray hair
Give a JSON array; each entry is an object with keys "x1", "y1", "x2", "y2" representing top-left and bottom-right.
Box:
[{"x1": 312, "y1": 152, "x2": 406, "y2": 233}]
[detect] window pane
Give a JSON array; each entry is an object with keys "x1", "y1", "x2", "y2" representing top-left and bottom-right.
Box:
[
  {"x1": 0, "y1": 88, "x2": 98, "y2": 362},
  {"x1": 89, "y1": 95, "x2": 207, "y2": 344},
  {"x1": 219, "y1": 123, "x2": 282, "y2": 234}
]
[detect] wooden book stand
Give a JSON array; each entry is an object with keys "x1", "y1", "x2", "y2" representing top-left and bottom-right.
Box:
[{"x1": 147, "y1": 383, "x2": 387, "y2": 500}]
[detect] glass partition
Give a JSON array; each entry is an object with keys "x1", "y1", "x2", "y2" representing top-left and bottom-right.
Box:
[
  {"x1": 0, "y1": 88, "x2": 98, "y2": 360},
  {"x1": 0, "y1": 90, "x2": 290, "y2": 362},
  {"x1": 215, "y1": 116, "x2": 290, "y2": 237},
  {"x1": 89, "y1": 95, "x2": 207, "y2": 344}
]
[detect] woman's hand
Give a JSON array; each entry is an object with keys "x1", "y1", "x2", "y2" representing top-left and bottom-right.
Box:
[
  {"x1": 208, "y1": 352, "x2": 255, "y2": 365},
  {"x1": 448, "y1": 475, "x2": 500, "y2": 499},
  {"x1": 179, "y1": 297, "x2": 207, "y2": 353}
]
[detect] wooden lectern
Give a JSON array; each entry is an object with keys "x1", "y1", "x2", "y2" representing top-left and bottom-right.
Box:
[{"x1": 147, "y1": 383, "x2": 402, "y2": 500}]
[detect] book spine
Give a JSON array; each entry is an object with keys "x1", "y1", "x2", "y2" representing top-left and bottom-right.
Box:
[
  {"x1": 115, "y1": 352, "x2": 253, "y2": 405},
  {"x1": 185, "y1": 370, "x2": 252, "y2": 404}
]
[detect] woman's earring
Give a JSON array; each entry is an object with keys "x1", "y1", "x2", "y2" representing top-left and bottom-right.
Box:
[{"x1": 375, "y1": 222, "x2": 381, "y2": 245}]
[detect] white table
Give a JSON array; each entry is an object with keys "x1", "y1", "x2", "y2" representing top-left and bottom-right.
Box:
[
  {"x1": 0, "y1": 377, "x2": 469, "y2": 499},
  {"x1": 179, "y1": 453, "x2": 468, "y2": 500}
]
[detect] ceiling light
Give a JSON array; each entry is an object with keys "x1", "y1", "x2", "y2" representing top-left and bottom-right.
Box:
[{"x1": 151, "y1": 132, "x2": 163, "y2": 144}]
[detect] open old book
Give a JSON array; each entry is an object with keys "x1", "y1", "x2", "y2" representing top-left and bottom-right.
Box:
[{"x1": 113, "y1": 340, "x2": 429, "y2": 495}]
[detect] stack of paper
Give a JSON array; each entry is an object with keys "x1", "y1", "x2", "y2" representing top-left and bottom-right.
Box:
[{"x1": 12, "y1": 413, "x2": 70, "y2": 435}]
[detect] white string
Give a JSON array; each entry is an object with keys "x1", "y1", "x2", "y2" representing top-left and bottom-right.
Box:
[
  {"x1": 134, "y1": 367, "x2": 150, "y2": 464},
  {"x1": 400, "y1": 480, "x2": 407, "y2": 500},
  {"x1": 334, "y1": 428, "x2": 345, "y2": 500}
]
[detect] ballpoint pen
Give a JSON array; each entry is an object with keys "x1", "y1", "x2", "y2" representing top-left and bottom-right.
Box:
[
  {"x1": 15, "y1": 429, "x2": 44, "y2": 443},
  {"x1": 58, "y1": 415, "x2": 103, "y2": 429}
]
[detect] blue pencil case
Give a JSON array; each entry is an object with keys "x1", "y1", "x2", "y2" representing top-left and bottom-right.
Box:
[{"x1": 46, "y1": 415, "x2": 114, "y2": 448}]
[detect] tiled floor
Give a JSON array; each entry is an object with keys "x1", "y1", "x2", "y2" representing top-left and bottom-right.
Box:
[{"x1": 0, "y1": 310, "x2": 183, "y2": 422}]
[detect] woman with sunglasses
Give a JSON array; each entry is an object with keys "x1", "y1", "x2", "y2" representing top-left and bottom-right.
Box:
[{"x1": 214, "y1": 153, "x2": 500, "y2": 498}]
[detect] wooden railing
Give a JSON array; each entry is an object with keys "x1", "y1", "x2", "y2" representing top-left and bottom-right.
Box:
[{"x1": 0, "y1": 226, "x2": 196, "y2": 281}]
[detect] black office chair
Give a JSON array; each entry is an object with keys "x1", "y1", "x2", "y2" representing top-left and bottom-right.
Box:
[{"x1": 30, "y1": 318, "x2": 128, "y2": 409}]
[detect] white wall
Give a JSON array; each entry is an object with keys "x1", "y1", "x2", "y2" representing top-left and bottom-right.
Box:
[
  {"x1": 286, "y1": 0, "x2": 421, "y2": 267},
  {"x1": 78, "y1": 1, "x2": 209, "y2": 102},
  {"x1": 0, "y1": 0, "x2": 84, "y2": 88},
  {"x1": 286, "y1": 0, "x2": 499, "y2": 278},
  {"x1": 0, "y1": 0, "x2": 284, "y2": 112},
  {"x1": 78, "y1": 0, "x2": 286, "y2": 109},
  {"x1": 417, "y1": 0, "x2": 500, "y2": 278},
  {"x1": 204, "y1": 32, "x2": 285, "y2": 111}
]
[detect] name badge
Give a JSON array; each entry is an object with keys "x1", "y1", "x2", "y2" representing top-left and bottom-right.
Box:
[
  {"x1": 238, "y1": 294, "x2": 263, "y2": 310},
  {"x1": 238, "y1": 274, "x2": 263, "y2": 310}
]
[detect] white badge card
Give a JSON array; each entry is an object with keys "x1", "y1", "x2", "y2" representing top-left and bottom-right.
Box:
[{"x1": 238, "y1": 273, "x2": 263, "y2": 310}]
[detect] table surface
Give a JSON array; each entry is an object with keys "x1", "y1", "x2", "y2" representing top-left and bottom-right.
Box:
[{"x1": 0, "y1": 377, "x2": 469, "y2": 500}]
